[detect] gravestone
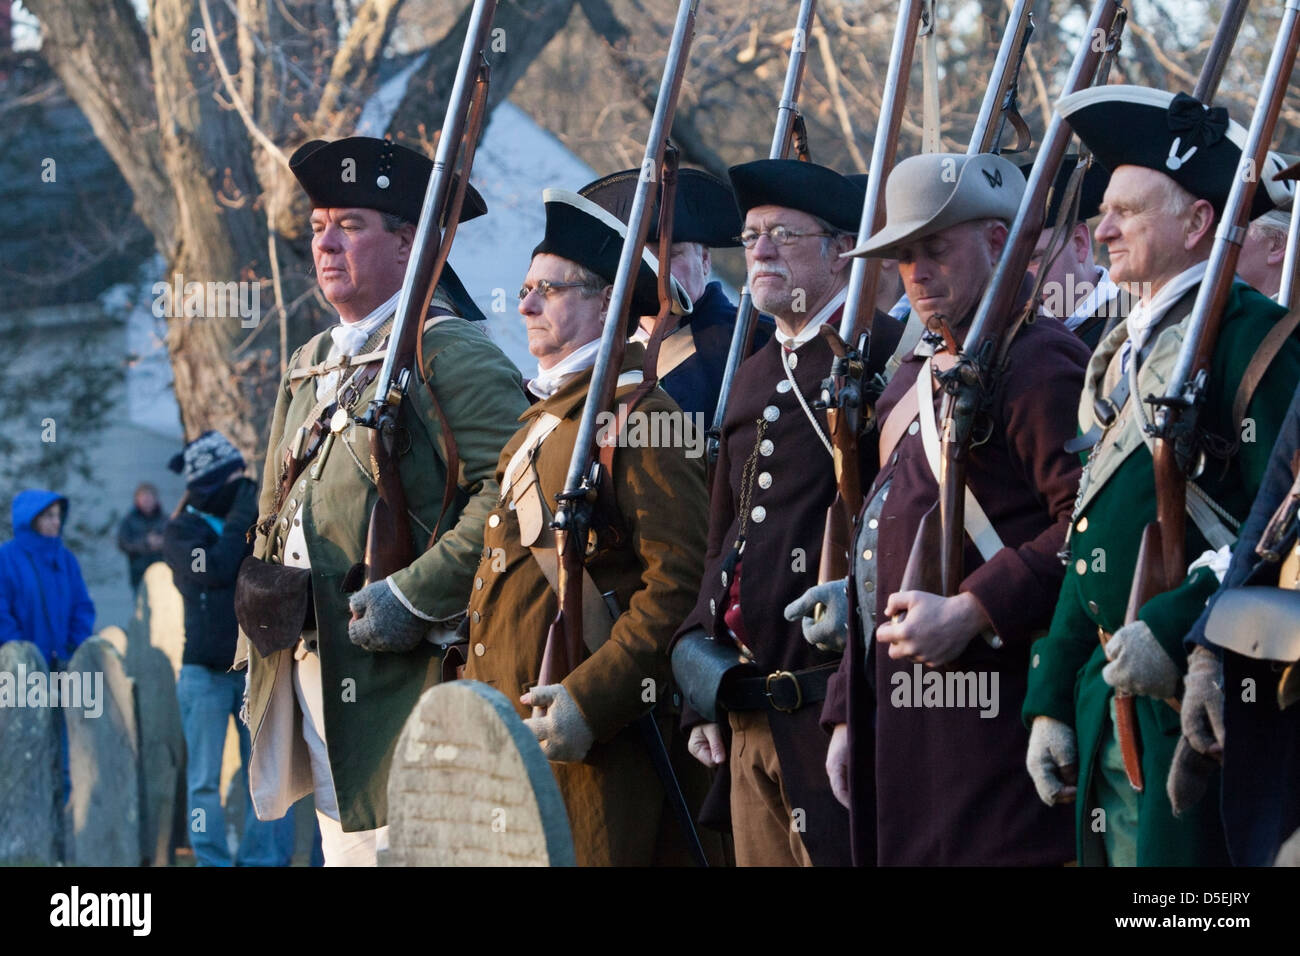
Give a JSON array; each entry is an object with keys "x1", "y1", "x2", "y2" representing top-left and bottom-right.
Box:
[
  {"x1": 65, "y1": 637, "x2": 140, "y2": 866},
  {"x1": 384, "y1": 680, "x2": 575, "y2": 867},
  {"x1": 0, "y1": 641, "x2": 60, "y2": 865},
  {"x1": 125, "y1": 564, "x2": 186, "y2": 866}
]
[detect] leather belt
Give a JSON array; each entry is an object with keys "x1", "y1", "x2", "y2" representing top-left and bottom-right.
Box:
[{"x1": 719, "y1": 662, "x2": 839, "y2": 714}]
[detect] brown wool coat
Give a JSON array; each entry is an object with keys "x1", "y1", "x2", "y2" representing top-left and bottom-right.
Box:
[{"x1": 464, "y1": 344, "x2": 712, "y2": 867}]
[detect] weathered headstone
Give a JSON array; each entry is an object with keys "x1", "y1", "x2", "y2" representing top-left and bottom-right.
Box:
[
  {"x1": 0, "y1": 641, "x2": 60, "y2": 865},
  {"x1": 125, "y1": 564, "x2": 186, "y2": 866},
  {"x1": 65, "y1": 637, "x2": 140, "y2": 866},
  {"x1": 384, "y1": 680, "x2": 575, "y2": 867}
]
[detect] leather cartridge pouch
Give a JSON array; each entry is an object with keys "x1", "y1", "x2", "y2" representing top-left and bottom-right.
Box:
[
  {"x1": 671, "y1": 627, "x2": 751, "y2": 723},
  {"x1": 1206, "y1": 586, "x2": 1300, "y2": 710},
  {"x1": 235, "y1": 555, "x2": 316, "y2": 657}
]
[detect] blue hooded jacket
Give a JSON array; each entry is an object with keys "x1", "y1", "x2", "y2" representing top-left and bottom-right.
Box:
[{"x1": 0, "y1": 489, "x2": 96, "y2": 665}]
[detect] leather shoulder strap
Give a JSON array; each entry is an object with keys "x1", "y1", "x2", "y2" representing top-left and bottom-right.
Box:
[{"x1": 1232, "y1": 307, "x2": 1300, "y2": 434}]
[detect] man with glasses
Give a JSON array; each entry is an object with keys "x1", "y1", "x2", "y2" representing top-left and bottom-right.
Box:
[
  {"x1": 462, "y1": 188, "x2": 715, "y2": 866},
  {"x1": 672, "y1": 160, "x2": 912, "y2": 866}
]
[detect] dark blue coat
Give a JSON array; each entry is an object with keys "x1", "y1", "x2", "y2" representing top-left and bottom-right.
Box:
[
  {"x1": 657, "y1": 281, "x2": 772, "y2": 424},
  {"x1": 1186, "y1": 380, "x2": 1300, "y2": 866},
  {"x1": 0, "y1": 489, "x2": 96, "y2": 666}
]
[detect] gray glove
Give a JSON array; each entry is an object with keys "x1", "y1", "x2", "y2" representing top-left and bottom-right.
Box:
[
  {"x1": 523, "y1": 684, "x2": 594, "y2": 763},
  {"x1": 1181, "y1": 645, "x2": 1225, "y2": 757},
  {"x1": 1026, "y1": 715, "x2": 1078, "y2": 806},
  {"x1": 784, "y1": 579, "x2": 849, "y2": 652},
  {"x1": 1101, "y1": 621, "x2": 1179, "y2": 699},
  {"x1": 347, "y1": 579, "x2": 430, "y2": 652},
  {"x1": 1166, "y1": 734, "x2": 1219, "y2": 817}
]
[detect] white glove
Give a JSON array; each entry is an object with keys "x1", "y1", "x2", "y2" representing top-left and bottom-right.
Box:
[
  {"x1": 784, "y1": 579, "x2": 849, "y2": 652},
  {"x1": 522, "y1": 684, "x2": 594, "y2": 763},
  {"x1": 1101, "y1": 621, "x2": 1179, "y2": 699},
  {"x1": 1026, "y1": 715, "x2": 1078, "y2": 806}
]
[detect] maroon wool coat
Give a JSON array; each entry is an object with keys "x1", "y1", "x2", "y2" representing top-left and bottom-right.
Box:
[
  {"x1": 822, "y1": 313, "x2": 1087, "y2": 865},
  {"x1": 677, "y1": 307, "x2": 902, "y2": 866}
]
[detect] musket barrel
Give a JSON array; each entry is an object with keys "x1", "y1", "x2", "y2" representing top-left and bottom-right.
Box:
[
  {"x1": 837, "y1": 0, "x2": 925, "y2": 343},
  {"x1": 968, "y1": 0, "x2": 1035, "y2": 156},
  {"x1": 1193, "y1": 0, "x2": 1251, "y2": 103},
  {"x1": 1281, "y1": 183, "x2": 1300, "y2": 309},
  {"x1": 962, "y1": 0, "x2": 1124, "y2": 355},
  {"x1": 771, "y1": 0, "x2": 818, "y2": 157},
  {"x1": 370, "y1": 0, "x2": 499, "y2": 404},
  {"x1": 1160, "y1": 0, "x2": 1300, "y2": 421},
  {"x1": 559, "y1": 0, "x2": 700, "y2": 497},
  {"x1": 710, "y1": 0, "x2": 820, "y2": 462}
]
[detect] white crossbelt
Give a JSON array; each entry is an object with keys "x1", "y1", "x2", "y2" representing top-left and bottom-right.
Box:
[{"x1": 916, "y1": 356, "x2": 1005, "y2": 561}]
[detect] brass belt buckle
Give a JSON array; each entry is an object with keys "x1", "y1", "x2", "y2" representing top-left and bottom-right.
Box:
[{"x1": 765, "y1": 670, "x2": 802, "y2": 713}]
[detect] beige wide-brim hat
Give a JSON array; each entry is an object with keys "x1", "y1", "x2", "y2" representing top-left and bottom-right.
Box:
[{"x1": 844, "y1": 152, "x2": 1026, "y2": 259}]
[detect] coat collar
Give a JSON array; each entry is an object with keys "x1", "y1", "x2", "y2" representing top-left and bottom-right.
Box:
[{"x1": 520, "y1": 342, "x2": 647, "y2": 422}]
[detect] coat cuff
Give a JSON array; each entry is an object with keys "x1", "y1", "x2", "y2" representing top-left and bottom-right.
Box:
[
  {"x1": 961, "y1": 546, "x2": 1052, "y2": 648},
  {"x1": 820, "y1": 665, "x2": 849, "y2": 734},
  {"x1": 1138, "y1": 564, "x2": 1219, "y2": 670}
]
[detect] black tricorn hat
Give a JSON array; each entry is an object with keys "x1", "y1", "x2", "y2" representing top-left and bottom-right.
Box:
[
  {"x1": 578, "y1": 168, "x2": 741, "y2": 247},
  {"x1": 1018, "y1": 154, "x2": 1110, "y2": 226},
  {"x1": 1056, "y1": 86, "x2": 1276, "y2": 220},
  {"x1": 289, "y1": 136, "x2": 487, "y2": 225},
  {"x1": 531, "y1": 189, "x2": 691, "y2": 329},
  {"x1": 727, "y1": 159, "x2": 865, "y2": 233}
]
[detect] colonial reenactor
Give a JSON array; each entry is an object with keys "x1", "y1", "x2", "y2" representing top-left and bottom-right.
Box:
[
  {"x1": 1176, "y1": 380, "x2": 1300, "y2": 865},
  {"x1": 462, "y1": 189, "x2": 711, "y2": 866},
  {"x1": 673, "y1": 160, "x2": 912, "y2": 867},
  {"x1": 579, "y1": 168, "x2": 772, "y2": 423},
  {"x1": 1019, "y1": 156, "x2": 1130, "y2": 350},
  {"x1": 236, "y1": 136, "x2": 528, "y2": 865},
  {"x1": 1022, "y1": 87, "x2": 1300, "y2": 866},
  {"x1": 799, "y1": 152, "x2": 1087, "y2": 865}
]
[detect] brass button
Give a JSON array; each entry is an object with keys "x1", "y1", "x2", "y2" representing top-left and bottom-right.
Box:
[
  {"x1": 1075, "y1": 559, "x2": 1087, "y2": 575},
  {"x1": 298, "y1": 480, "x2": 307, "y2": 492},
  {"x1": 721, "y1": 570, "x2": 729, "y2": 587},
  {"x1": 863, "y1": 580, "x2": 874, "y2": 592},
  {"x1": 474, "y1": 577, "x2": 484, "y2": 590},
  {"x1": 763, "y1": 405, "x2": 780, "y2": 423},
  {"x1": 787, "y1": 353, "x2": 798, "y2": 369},
  {"x1": 862, "y1": 549, "x2": 873, "y2": 561},
  {"x1": 1032, "y1": 653, "x2": 1040, "y2": 668},
  {"x1": 776, "y1": 380, "x2": 793, "y2": 394},
  {"x1": 288, "y1": 499, "x2": 297, "y2": 510},
  {"x1": 868, "y1": 518, "x2": 878, "y2": 530},
  {"x1": 709, "y1": 598, "x2": 717, "y2": 615},
  {"x1": 759, "y1": 439, "x2": 774, "y2": 457},
  {"x1": 279, "y1": 518, "x2": 288, "y2": 530},
  {"x1": 471, "y1": 611, "x2": 481, "y2": 624},
  {"x1": 488, "y1": 514, "x2": 501, "y2": 528},
  {"x1": 1087, "y1": 600, "x2": 1100, "y2": 615},
  {"x1": 751, "y1": 506, "x2": 767, "y2": 523},
  {"x1": 758, "y1": 472, "x2": 772, "y2": 489},
  {"x1": 473, "y1": 642, "x2": 485, "y2": 657},
  {"x1": 1076, "y1": 516, "x2": 1089, "y2": 533},
  {"x1": 907, "y1": 421, "x2": 919, "y2": 436}
]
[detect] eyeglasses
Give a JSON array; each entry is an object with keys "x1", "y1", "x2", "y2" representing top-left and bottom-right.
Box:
[
  {"x1": 736, "y1": 225, "x2": 832, "y2": 249},
  {"x1": 517, "y1": 279, "x2": 591, "y2": 302}
]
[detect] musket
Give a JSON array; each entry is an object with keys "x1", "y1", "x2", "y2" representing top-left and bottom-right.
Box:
[
  {"x1": 537, "y1": 0, "x2": 699, "y2": 689},
  {"x1": 707, "y1": 0, "x2": 818, "y2": 477},
  {"x1": 968, "y1": 0, "x2": 1036, "y2": 157},
  {"x1": 1280, "y1": 167, "x2": 1300, "y2": 309},
  {"x1": 352, "y1": 0, "x2": 498, "y2": 585},
  {"x1": 927, "y1": 0, "x2": 1128, "y2": 601},
  {"x1": 1120, "y1": 0, "x2": 1300, "y2": 787},
  {"x1": 809, "y1": 0, "x2": 926, "y2": 608}
]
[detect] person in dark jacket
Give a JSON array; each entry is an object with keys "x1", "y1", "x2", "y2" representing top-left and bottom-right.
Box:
[
  {"x1": 116, "y1": 483, "x2": 166, "y2": 592},
  {"x1": 0, "y1": 489, "x2": 95, "y2": 667},
  {"x1": 164, "y1": 431, "x2": 293, "y2": 866}
]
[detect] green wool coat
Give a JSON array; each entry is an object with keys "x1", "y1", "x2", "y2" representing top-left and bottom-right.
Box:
[
  {"x1": 1023, "y1": 283, "x2": 1300, "y2": 865},
  {"x1": 241, "y1": 314, "x2": 527, "y2": 832},
  {"x1": 464, "y1": 344, "x2": 713, "y2": 866}
]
